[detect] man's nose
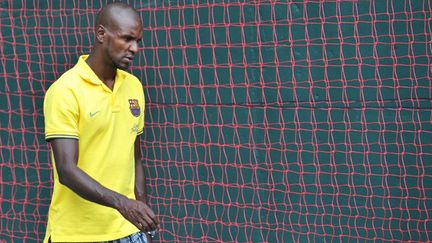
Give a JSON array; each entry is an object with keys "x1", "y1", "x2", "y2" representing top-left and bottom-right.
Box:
[{"x1": 130, "y1": 40, "x2": 138, "y2": 53}]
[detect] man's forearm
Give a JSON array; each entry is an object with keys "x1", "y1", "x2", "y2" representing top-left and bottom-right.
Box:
[
  {"x1": 134, "y1": 137, "x2": 158, "y2": 241},
  {"x1": 134, "y1": 159, "x2": 148, "y2": 203},
  {"x1": 134, "y1": 136, "x2": 149, "y2": 203},
  {"x1": 60, "y1": 164, "x2": 128, "y2": 209},
  {"x1": 51, "y1": 138, "x2": 127, "y2": 210},
  {"x1": 135, "y1": 158, "x2": 157, "y2": 242},
  {"x1": 51, "y1": 135, "x2": 159, "y2": 233}
]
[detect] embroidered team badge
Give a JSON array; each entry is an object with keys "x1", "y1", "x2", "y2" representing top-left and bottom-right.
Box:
[{"x1": 128, "y1": 99, "x2": 141, "y2": 117}]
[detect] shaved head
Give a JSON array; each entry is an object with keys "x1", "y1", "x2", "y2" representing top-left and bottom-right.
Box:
[
  {"x1": 90, "y1": 2, "x2": 143, "y2": 71},
  {"x1": 96, "y1": 2, "x2": 142, "y2": 31}
]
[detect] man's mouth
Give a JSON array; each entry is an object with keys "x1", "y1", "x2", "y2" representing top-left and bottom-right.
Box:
[{"x1": 122, "y1": 56, "x2": 134, "y2": 65}]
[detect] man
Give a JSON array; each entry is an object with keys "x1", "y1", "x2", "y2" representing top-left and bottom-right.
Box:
[{"x1": 43, "y1": 3, "x2": 159, "y2": 243}]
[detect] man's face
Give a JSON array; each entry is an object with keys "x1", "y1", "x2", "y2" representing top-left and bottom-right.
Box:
[{"x1": 103, "y1": 16, "x2": 143, "y2": 70}]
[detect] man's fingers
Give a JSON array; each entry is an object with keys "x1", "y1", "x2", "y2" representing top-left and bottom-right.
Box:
[
  {"x1": 152, "y1": 214, "x2": 160, "y2": 225},
  {"x1": 136, "y1": 220, "x2": 152, "y2": 232},
  {"x1": 141, "y1": 204, "x2": 160, "y2": 227},
  {"x1": 119, "y1": 199, "x2": 159, "y2": 231},
  {"x1": 142, "y1": 204, "x2": 157, "y2": 218},
  {"x1": 139, "y1": 212, "x2": 158, "y2": 230}
]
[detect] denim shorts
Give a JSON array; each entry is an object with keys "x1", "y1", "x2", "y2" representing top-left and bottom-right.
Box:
[
  {"x1": 49, "y1": 231, "x2": 149, "y2": 243},
  {"x1": 102, "y1": 232, "x2": 148, "y2": 243}
]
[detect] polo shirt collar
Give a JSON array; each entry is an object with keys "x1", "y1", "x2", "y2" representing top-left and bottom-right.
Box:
[
  {"x1": 76, "y1": 55, "x2": 103, "y2": 85},
  {"x1": 76, "y1": 55, "x2": 125, "y2": 89}
]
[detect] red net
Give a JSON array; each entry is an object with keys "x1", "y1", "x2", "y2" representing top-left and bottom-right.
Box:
[{"x1": 1, "y1": 1, "x2": 431, "y2": 242}]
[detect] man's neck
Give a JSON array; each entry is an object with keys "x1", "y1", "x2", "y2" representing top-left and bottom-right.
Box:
[{"x1": 86, "y1": 52, "x2": 116, "y2": 90}]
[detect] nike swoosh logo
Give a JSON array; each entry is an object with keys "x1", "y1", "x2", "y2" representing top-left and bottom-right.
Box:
[{"x1": 89, "y1": 111, "x2": 100, "y2": 117}]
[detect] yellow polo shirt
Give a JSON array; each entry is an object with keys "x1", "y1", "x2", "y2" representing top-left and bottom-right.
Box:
[{"x1": 43, "y1": 55, "x2": 144, "y2": 242}]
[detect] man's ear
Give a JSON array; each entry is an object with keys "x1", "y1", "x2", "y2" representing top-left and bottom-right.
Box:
[{"x1": 96, "y1": 25, "x2": 105, "y2": 43}]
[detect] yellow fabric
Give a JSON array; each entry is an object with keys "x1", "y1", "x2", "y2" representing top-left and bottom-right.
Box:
[{"x1": 43, "y1": 55, "x2": 145, "y2": 242}]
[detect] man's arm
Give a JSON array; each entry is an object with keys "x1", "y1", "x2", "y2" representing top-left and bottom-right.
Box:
[
  {"x1": 50, "y1": 138, "x2": 159, "y2": 232},
  {"x1": 134, "y1": 136, "x2": 148, "y2": 203},
  {"x1": 134, "y1": 136, "x2": 159, "y2": 241}
]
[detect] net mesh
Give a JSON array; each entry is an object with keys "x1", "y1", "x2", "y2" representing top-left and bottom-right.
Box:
[{"x1": 1, "y1": 0, "x2": 432, "y2": 242}]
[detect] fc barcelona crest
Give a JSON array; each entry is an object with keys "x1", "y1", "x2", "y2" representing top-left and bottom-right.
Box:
[{"x1": 128, "y1": 99, "x2": 140, "y2": 117}]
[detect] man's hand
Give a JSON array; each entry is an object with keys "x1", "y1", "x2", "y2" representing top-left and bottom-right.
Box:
[{"x1": 116, "y1": 197, "x2": 160, "y2": 232}]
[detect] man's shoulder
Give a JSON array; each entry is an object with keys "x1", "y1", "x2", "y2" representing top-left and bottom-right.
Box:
[
  {"x1": 118, "y1": 69, "x2": 142, "y2": 87},
  {"x1": 46, "y1": 66, "x2": 82, "y2": 94},
  {"x1": 59, "y1": 66, "x2": 81, "y2": 82},
  {"x1": 118, "y1": 69, "x2": 140, "y2": 81}
]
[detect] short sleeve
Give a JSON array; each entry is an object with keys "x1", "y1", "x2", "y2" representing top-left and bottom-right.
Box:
[
  {"x1": 44, "y1": 83, "x2": 80, "y2": 140},
  {"x1": 136, "y1": 85, "x2": 145, "y2": 136}
]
